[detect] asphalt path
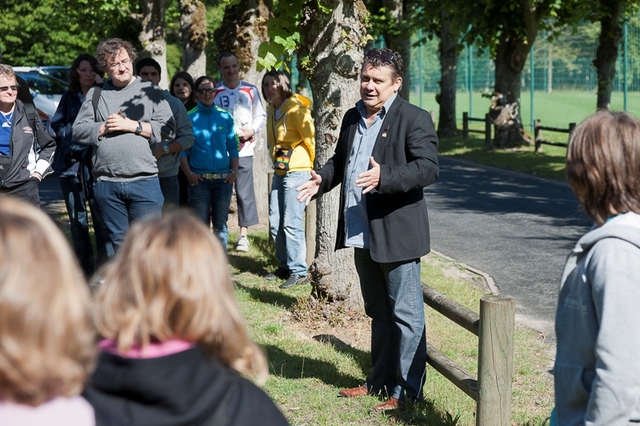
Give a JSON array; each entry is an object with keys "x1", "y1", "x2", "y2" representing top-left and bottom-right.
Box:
[{"x1": 424, "y1": 156, "x2": 593, "y2": 343}]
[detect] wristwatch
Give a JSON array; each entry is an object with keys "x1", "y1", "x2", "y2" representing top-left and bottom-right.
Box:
[
  {"x1": 163, "y1": 144, "x2": 170, "y2": 154},
  {"x1": 134, "y1": 121, "x2": 142, "y2": 135}
]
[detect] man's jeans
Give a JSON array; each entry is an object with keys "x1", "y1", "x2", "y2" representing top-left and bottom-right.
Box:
[
  {"x1": 269, "y1": 171, "x2": 309, "y2": 276},
  {"x1": 93, "y1": 176, "x2": 164, "y2": 250},
  {"x1": 60, "y1": 175, "x2": 113, "y2": 275},
  {"x1": 188, "y1": 177, "x2": 232, "y2": 250},
  {"x1": 354, "y1": 248, "x2": 427, "y2": 402},
  {"x1": 159, "y1": 175, "x2": 179, "y2": 211}
]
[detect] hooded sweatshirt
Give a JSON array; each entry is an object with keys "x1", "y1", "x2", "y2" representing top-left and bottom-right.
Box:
[
  {"x1": 555, "y1": 212, "x2": 640, "y2": 426},
  {"x1": 83, "y1": 345, "x2": 289, "y2": 426},
  {"x1": 265, "y1": 94, "x2": 315, "y2": 175}
]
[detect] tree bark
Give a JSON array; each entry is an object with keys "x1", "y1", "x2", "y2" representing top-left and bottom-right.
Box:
[
  {"x1": 214, "y1": 0, "x2": 271, "y2": 221},
  {"x1": 178, "y1": 0, "x2": 207, "y2": 79},
  {"x1": 382, "y1": 0, "x2": 411, "y2": 100},
  {"x1": 297, "y1": 0, "x2": 368, "y2": 310},
  {"x1": 594, "y1": 0, "x2": 624, "y2": 110},
  {"x1": 491, "y1": 10, "x2": 540, "y2": 149},
  {"x1": 437, "y1": 15, "x2": 459, "y2": 138},
  {"x1": 138, "y1": 0, "x2": 169, "y2": 88}
]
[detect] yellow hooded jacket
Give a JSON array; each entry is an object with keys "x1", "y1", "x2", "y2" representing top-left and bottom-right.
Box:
[{"x1": 266, "y1": 93, "x2": 315, "y2": 175}]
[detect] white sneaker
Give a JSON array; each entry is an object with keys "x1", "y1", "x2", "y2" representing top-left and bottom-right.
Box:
[{"x1": 236, "y1": 236, "x2": 250, "y2": 252}]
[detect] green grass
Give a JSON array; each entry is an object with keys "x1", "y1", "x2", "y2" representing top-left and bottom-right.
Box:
[
  {"x1": 228, "y1": 231, "x2": 553, "y2": 426},
  {"x1": 410, "y1": 90, "x2": 640, "y2": 130},
  {"x1": 437, "y1": 133, "x2": 568, "y2": 181}
]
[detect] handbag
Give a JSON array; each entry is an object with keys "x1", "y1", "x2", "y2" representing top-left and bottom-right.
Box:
[{"x1": 273, "y1": 147, "x2": 293, "y2": 171}]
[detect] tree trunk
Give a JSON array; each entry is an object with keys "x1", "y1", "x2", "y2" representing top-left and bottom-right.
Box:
[
  {"x1": 491, "y1": 29, "x2": 534, "y2": 149},
  {"x1": 437, "y1": 15, "x2": 458, "y2": 138},
  {"x1": 178, "y1": 0, "x2": 207, "y2": 79},
  {"x1": 138, "y1": 0, "x2": 169, "y2": 88},
  {"x1": 297, "y1": 0, "x2": 368, "y2": 310},
  {"x1": 382, "y1": 0, "x2": 411, "y2": 100},
  {"x1": 214, "y1": 0, "x2": 271, "y2": 221},
  {"x1": 594, "y1": 0, "x2": 624, "y2": 110}
]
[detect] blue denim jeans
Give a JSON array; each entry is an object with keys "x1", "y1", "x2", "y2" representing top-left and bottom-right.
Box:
[
  {"x1": 59, "y1": 175, "x2": 113, "y2": 275},
  {"x1": 269, "y1": 172, "x2": 309, "y2": 276},
  {"x1": 354, "y1": 248, "x2": 426, "y2": 402},
  {"x1": 188, "y1": 177, "x2": 232, "y2": 250},
  {"x1": 93, "y1": 176, "x2": 164, "y2": 250}
]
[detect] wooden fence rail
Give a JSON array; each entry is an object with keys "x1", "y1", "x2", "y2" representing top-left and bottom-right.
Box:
[
  {"x1": 462, "y1": 112, "x2": 492, "y2": 145},
  {"x1": 423, "y1": 283, "x2": 516, "y2": 426},
  {"x1": 534, "y1": 119, "x2": 576, "y2": 152}
]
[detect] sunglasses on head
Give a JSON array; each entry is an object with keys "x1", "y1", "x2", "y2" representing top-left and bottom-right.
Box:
[
  {"x1": 197, "y1": 88, "x2": 215, "y2": 95},
  {"x1": 0, "y1": 85, "x2": 19, "y2": 92},
  {"x1": 365, "y1": 50, "x2": 396, "y2": 65}
]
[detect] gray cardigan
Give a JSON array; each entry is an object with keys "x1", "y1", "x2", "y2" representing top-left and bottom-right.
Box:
[
  {"x1": 72, "y1": 77, "x2": 175, "y2": 182},
  {"x1": 555, "y1": 212, "x2": 640, "y2": 426}
]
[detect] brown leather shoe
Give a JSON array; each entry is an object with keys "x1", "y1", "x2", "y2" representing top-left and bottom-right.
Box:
[
  {"x1": 338, "y1": 385, "x2": 369, "y2": 398},
  {"x1": 373, "y1": 397, "x2": 405, "y2": 411}
]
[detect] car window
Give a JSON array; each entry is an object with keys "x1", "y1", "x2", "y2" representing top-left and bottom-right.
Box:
[
  {"x1": 42, "y1": 67, "x2": 69, "y2": 84},
  {"x1": 16, "y1": 72, "x2": 66, "y2": 95}
]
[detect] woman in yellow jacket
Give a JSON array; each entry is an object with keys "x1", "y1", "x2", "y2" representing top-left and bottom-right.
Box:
[{"x1": 261, "y1": 70, "x2": 315, "y2": 289}]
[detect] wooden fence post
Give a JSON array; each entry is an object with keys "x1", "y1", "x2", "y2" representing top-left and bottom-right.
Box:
[
  {"x1": 476, "y1": 295, "x2": 515, "y2": 426},
  {"x1": 484, "y1": 113, "x2": 492, "y2": 145},
  {"x1": 568, "y1": 123, "x2": 576, "y2": 143},
  {"x1": 463, "y1": 112, "x2": 469, "y2": 139},
  {"x1": 534, "y1": 119, "x2": 542, "y2": 153}
]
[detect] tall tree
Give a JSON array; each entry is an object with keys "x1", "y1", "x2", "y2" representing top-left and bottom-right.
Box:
[
  {"x1": 214, "y1": 0, "x2": 271, "y2": 219},
  {"x1": 259, "y1": 0, "x2": 368, "y2": 309},
  {"x1": 138, "y1": 0, "x2": 169, "y2": 87},
  {"x1": 179, "y1": 0, "x2": 208, "y2": 78},
  {"x1": 461, "y1": 0, "x2": 577, "y2": 148},
  {"x1": 436, "y1": 13, "x2": 459, "y2": 137},
  {"x1": 419, "y1": 1, "x2": 466, "y2": 137},
  {"x1": 367, "y1": 0, "x2": 413, "y2": 100},
  {"x1": 0, "y1": 0, "x2": 138, "y2": 66},
  {"x1": 587, "y1": 0, "x2": 640, "y2": 110}
]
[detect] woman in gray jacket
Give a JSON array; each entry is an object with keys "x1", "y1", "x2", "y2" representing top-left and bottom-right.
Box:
[{"x1": 555, "y1": 110, "x2": 640, "y2": 426}]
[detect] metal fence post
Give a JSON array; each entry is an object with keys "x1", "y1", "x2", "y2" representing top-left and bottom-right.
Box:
[{"x1": 476, "y1": 295, "x2": 515, "y2": 426}]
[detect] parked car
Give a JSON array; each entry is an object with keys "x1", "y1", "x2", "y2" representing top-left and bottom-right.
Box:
[
  {"x1": 13, "y1": 70, "x2": 67, "y2": 133},
  {"x1": 14, "y1": 65, "x2": 69, "y2": 85}
]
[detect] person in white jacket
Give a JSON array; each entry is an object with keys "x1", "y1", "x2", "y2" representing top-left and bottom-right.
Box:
[
  {"x1": 214, "y1": 52, "x2": 266, "y2": 252},
  {"x1": 555, "y1": 110, "x2": 640, "y2": 426}
]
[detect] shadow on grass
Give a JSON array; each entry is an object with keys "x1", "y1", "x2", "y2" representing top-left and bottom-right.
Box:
[
  {"x1": 264, "y1": 343, "x2": 364, "y2": 389},
  {"x1": 312, "y1": 334, "x2": 370, "y2": 380},
  {"x1": 234, "y1": 282, "x2": 299, "y2": 310},
  {"x1": 228, "y1": 232, "x2": 279, "y2": 277}
]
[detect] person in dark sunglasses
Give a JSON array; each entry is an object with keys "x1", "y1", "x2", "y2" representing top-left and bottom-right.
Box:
[
  {"x1": 297, "y1": 47, "x2": 439, "y2": 412},
  {"x1": 0, "y1": 64, "x2": 56, "y2": 206},
  {"x1": 179, "y1": 75, "x2": 239, "y2": 251}
]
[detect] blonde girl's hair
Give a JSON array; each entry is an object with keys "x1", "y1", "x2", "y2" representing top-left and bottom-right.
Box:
[
  {"x1": 94, "y1": 210, "x2": 268, "y2": 384},
  {"x1": 0, "y1": 197, "x2": 95, "y2": 406}
]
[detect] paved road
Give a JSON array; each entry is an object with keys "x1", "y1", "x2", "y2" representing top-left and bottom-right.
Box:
[{"x1": 425, "y1": 157, "x2": 593, "y2": 343}]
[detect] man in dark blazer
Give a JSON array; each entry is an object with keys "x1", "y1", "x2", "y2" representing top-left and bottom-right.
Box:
[{"x1": 297, "y1": 48, "x2": 439, "y2": 411}]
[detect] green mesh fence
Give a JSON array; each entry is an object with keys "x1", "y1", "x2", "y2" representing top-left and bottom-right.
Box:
[{"x1": 408, "y1": 18, "x2": 640, "y2": 131}]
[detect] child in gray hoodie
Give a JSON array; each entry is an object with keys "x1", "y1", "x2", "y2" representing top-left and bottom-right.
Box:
[{"x1": 555, "y1": 110, "x2": 640, "y2": 426}]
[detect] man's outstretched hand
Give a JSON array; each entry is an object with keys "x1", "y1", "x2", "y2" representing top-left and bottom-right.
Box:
[{"x1": 297, "y1": 170, "x2": 322, "y2": 205}]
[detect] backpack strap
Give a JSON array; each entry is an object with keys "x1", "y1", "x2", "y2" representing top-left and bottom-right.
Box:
[
  {"x1": 91, "y1": 84, "x2": 103, "y2": 119},
  {"x1": 22, "y1": 102, "x2": 40, "y2": 146}
]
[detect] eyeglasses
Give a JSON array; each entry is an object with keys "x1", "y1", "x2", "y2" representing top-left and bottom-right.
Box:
[
  {"x1": 108, "y1": 58, "x2": 131, "y2": 70},
  {"x1": 0, "y1": 85, "x2": 19, "y2": 92},
  {"x1": 197, "y1": 88, "x2": 215, "y2": 95},
  {"x1": 365, "y1": 50, "x2": 396, "y2": 65}
]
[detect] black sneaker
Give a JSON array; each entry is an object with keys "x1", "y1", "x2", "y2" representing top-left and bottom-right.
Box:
[
  {"x1": 266, "y1": 267, "x2": 290, "y2": 281},
  {"x1": 279, "y1": 274, "x2": 309, "y2": 289}
]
